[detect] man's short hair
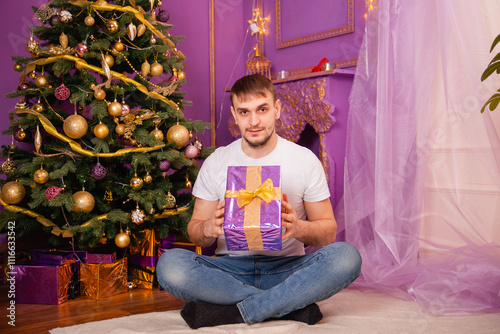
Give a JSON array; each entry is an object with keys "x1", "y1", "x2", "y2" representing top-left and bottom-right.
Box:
[{"x1": 230, "y1": 74, "x2": 277, "y2": 107}]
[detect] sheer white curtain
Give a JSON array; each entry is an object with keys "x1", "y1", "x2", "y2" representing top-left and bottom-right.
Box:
[{"x1": 340, "y1": 0, "x2": 500, "y2": 315}]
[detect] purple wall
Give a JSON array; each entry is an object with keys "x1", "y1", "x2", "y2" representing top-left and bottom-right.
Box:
[{"x1": 0, "y1": 2, "x2": 41, "y2": 150}]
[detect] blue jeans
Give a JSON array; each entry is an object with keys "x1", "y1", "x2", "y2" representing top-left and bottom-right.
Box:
[{"x1": 156, "y1": 242, "x2": 361, "y2": 324}]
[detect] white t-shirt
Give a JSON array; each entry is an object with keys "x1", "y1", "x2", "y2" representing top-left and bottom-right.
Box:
[{"x1": 192, "y1": 135, "x2": 330, "y2": 256}]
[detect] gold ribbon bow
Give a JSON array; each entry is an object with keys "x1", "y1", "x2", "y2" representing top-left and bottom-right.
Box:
[{"x1": 225, "y1": 178, "x2": 277, "y2": 208}]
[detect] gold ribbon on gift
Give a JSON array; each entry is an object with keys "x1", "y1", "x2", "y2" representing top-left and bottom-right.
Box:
[
  {"x1": 20, "y1": 55, "x2": 179, "y2": 110},
  {"x1": 225, "y1": 166, "x2": 281, "y2": 251},
  {"x1": 226, "y1": 178, "x2": 279, "y2": 208}
]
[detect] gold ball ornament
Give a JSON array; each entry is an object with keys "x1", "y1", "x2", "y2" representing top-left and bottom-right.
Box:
[
  {"x1": 149, "y1": 35, "x2": 157, "y2": 44},
  {"x1": 104, "y1": 54, "x2": 114, "y2": 67},
  {"x1": 29, "y1": 71, "x2": 37, "y2": 79},
  {"x1": 108, "y1": 101, "x2": 122, "y2": 117},
  {"x1": 163, "y1": 191, "x2": 176, "y2": 209},
  {"x1": 114, "y1": 41, "x2": 124, "y2": 51},
  {"x1": 84, "y1": 15, "x2": 95, "y2": 26},
  {"x1": 63, "y1": 114, "x2": 88, "y2": 139},
  {"x1": 89, "y1": 83, "x2": 96, "y2": 90},
  {"x1": 14, "y1": 64, "x2": 22, "y2": 72},
  {"x1": 158, "y1": 1, "x2": 163, "y2": 7},
  {"x1": 2, "y1": 159, "x2": 16, "y2": 175},
  {"x1": 150, "y1": 62, "x2": 164, "y2": 77},
  {"x1": 130, "y1": 175, "x2": 143, "y2": 190},
  {"x1": 72, "y1": 190, "x2": 95, "y2": 213},
  {"x1": 167, "y1": 124, "x2": 190, "y2": 148},
  {"x1": 16, "y1": 129, "x2": 27, "y2": 141},
  {"x1": 151, "y1": 128, "x2": 164, "y2": 141},
  {"x1": 35, "y1": 74, "x2": 49, "y2": 88},
  {"x1": 185, "y1": 178, "x2": 192, "y2": 188},
  {"x1": 94, "y1": 89, "x2": 106, "y2": 100},
  {"x1": 143, "y1": 172, "x2": 153, "y2": 184},
  {"x1": 115, "y1": 230, "x2": 130, "y2": 248},
  {"x1": 34, "y1": 168, "x2": 49, "y2": 184},
  {"x1": 177, "y1": 70, "x2": 186, "y2": 81},
  {"x1": 106, "y1": 19, "x2": 120, "y2": 33},
  {"x1": 94, "y1": 122, "x2": 109, "y2": 138},
  {"x1": 1, "y1": 181, "x2": 26, "y2": 204},
  {"x1": 115, "y1": 124, "x2": 126, "y2": 135},
  {"x1": 32, "y1": 102, "x2": 45, "y2": 113}
]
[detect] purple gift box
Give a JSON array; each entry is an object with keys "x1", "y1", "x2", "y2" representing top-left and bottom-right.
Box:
[
  {"x1": 12, "y1": 259, "x2": 77, "y2": 304},
  {"x1": 160, "y1": 234, "x2": 216, "y2": 256},
  {"x1": 223, "y1": 166, "x2": 282, "y2": 251},
  {"x1": 87, "y1": 252, "x2": 117, "y2": 264},
  {"x1": 30, "y1": 249, "x2": 87, "y2": 265}
]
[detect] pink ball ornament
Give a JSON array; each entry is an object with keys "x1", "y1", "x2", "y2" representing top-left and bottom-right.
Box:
[
  {"x1": 75, "y1": 42, "x2": 89, "y2": 57},
  {"x1": 185, "y1": 144, "x2": 200, "y2": 159},
  {"x1": 91, "y1": 163, "x2": 107, "y2": 180},
  {"x1": 121, "y1": 103, "x2": 130, "y2": 116},
  {"x1": 158, "y1": 160, "x2": 171, "y2": 171},
  {"x1": 45, "y1": 186, "x2": 64, "y2": 200},
  {"x1": 55, "y1": 84, "x2": 70, "y2": 100}
]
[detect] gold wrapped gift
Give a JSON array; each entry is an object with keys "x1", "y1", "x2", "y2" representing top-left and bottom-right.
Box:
[
  {"x1": 80, "y1": 257, "x2": 127, "y2": 299},
  {"x1": 129, "y1": 229, "x2": 159, "y2": 289}
]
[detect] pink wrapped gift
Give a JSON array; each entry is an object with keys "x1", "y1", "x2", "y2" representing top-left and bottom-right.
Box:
[{"x1": 223, "y1": 166, "x2": 282, "y2": 251}]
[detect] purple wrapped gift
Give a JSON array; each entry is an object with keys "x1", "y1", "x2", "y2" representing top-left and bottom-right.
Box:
[
  {"x1": 160, "y1": 234, "x2": 216, "y2": 256},
  {"x1": 223, "y1": 166, "x2": 282, "y2": 251},
  {"x1": 87, "y1": 252, "x2": 117, "y2": 264},
  {"x1": 30, "y1": 249, "x2": 87, "y2": 265},
  {"x1": 13, "y1": 259, "x2": 77, "y2": 304}
]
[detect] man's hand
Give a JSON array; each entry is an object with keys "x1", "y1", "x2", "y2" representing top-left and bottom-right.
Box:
[
  {"x1": 187, "y1": 198, "x2": 225, "y2": 247},
  {"x1": 281, "y1": 193, "x2": 307, "y2": 241},
  {"x1": 280, "y1": 193, "x2": 337, "y2": 245},
  {"x1": 204, "y1": 201, "x2": 225, "y2": 239}
]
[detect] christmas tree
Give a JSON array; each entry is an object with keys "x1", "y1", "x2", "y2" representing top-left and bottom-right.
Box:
[{"x1": 0, "y1": 0, "x2": 212, "y2": 250}]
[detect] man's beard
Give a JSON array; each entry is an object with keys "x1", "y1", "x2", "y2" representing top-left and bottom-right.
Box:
[{"x1": 243, "y1": 127, "x2": 275, "y2": 148}]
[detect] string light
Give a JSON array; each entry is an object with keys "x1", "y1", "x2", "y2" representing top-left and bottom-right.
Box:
[{"x1": 365, "y1": 0, "x2": 375, "y2": 19}]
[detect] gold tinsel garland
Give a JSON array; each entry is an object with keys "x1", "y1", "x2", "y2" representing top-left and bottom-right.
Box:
[
  {"x1": 0, "y1": 195, "x2": 188, "y2": 238},
  {"x1": 16, "y1": 108, "x2": 167, "y2": 158},
  {"x1": 20, "y1": 55, "x2": 180, "y2": 111},
  {"x1": 68, "y1": 0, "x2": 176, "y2": 48}
]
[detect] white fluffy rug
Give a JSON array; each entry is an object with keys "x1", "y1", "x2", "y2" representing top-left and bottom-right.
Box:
[{"x1": 50, "y1": 289, "x2": 500, "y2": 334}]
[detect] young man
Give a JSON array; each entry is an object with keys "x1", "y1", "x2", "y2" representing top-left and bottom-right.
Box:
[{"x1": 156, "y1": 74, "x2": 361, "y2": 329}]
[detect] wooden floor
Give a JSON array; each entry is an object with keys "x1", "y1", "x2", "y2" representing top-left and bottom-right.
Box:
[{"x1": 0, "y1": 284, "x2": 186, "y2": 334}]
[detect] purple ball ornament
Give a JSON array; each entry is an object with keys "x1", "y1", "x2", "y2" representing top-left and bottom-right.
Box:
[
  {"x1": 49, "y1": 15, "x2": 61, "y2": 26},
  {"x1": 91, "y1": 163, "x2": 107, "y2": 180},
  {"x1": 158, "y1": 160, "x2": 171, "y2": 172},
  {"x1": 184, "y1": 144, "x2": 200, "y2": 159},
  {"x1": 157, "y1": 9, "x2": 170, "y2": 23},
  {"x1": 18, "y1": 83, "x2": 29, "y2": 91},
  {"x1": 45, "y1": 186, "x2": 64, "y2": 200}
]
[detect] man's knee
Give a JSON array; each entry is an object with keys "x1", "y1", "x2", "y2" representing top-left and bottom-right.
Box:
[
  {"x1": 157, "y1": 248, "x2": 193, "y2": 289},
  {"x1": 324, "y1": 242, "x2": 362, "y2": 276}
]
